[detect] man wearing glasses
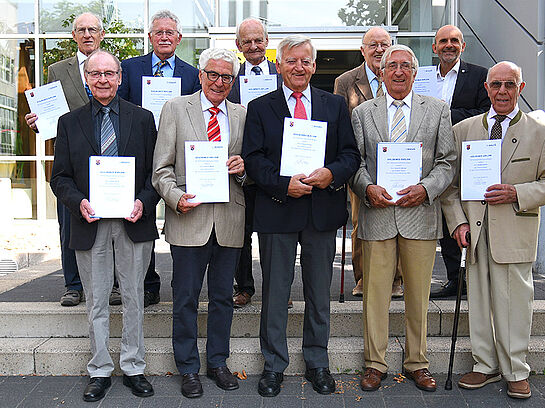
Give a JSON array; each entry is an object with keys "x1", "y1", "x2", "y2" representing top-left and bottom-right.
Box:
[
  {"x1": 152, "y1": 48, "x2": 245, "y2": 399},
  {"x1": 118, "y1": 10, "x2": 201, "y2": 307},
  {"x1": 51, "y1": 49, "x2": 159, "y2": 402}
]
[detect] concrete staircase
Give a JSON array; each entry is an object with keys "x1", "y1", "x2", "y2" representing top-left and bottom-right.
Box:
[{"x1": 1, "y1": 300, "x2": 545, "y2": 376}]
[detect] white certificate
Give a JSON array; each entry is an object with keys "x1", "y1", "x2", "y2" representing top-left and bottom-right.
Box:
[
  {"x1": 280, "y1": 118, "x2": 327, "y2": 177},
  {"x1": 141, "y1": 76, "x2": 181, "y2": 128},
  {"x1": 377, "y1": 142, "x2": 423, "y2": 201},
  {"x1": 25, "y1": 81, "x2": 70, "y2": 141},
  {"x1": 239, "y1": 74, "x2": 278, "y2": 107},
  {"x1": 461, "y1": 139, "x2": 501, "y2": 200},
  {"x1": 185, "y1": 141, "x2": 229, "y2": 203},
  {"x1": 414, "y1": 66, "x2": 439, "y2": 99},
  {"x1": 89, "y1": 156, "x2": 135, "y2": 218}
]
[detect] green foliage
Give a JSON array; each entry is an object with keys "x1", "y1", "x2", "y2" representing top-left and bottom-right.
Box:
[{"x1": 338, "y1": 0, "x2": 387, "y2": 26}]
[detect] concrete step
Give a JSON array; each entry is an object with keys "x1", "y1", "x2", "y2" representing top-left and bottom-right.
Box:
[
  {"x1": 2, "y1": 336, "x2": 545, "y2": 377},
  {"x1": 2, "y1": 300, "x2": 545, "y2": 338}
]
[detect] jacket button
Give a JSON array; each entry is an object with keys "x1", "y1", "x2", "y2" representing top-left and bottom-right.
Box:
[
  {"x1": 476, "y1": 221, "x2": 482, "y2": 226},
  {"x1": 481, "y1": 200, "x2": 486, "y2": 205}
]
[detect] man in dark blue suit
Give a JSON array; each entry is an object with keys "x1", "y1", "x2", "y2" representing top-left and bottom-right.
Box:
[
  {"x1": 118, "y1": 10, "x2": 201, "y2": 307},
  {"x1": 243, "y1": 35, "x2": 360, "y2": 398}
]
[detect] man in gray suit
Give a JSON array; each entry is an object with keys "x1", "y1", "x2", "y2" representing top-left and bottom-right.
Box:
[{"x1": 351, "y1": 44, "x2": 456, "y2": 393}]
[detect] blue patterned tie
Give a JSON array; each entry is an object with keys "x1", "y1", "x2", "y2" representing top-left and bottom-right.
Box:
[
  {"x1": 154, "y1": 60, "x2": 168, "y2": 77},
  {"x1": 85, "y1": 83, "x2": 93, "y2": 100},
  {"x1": 251, "y1": 66, "x2": 262, "y2": 75},
  {"x1": 100, "y1": 107, "x2": 117, "y2": 156}
]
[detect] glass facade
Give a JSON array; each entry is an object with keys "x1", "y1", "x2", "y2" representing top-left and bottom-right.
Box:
[{"x1": 0, "y1": 0, "x2": 451, "y2": 220}]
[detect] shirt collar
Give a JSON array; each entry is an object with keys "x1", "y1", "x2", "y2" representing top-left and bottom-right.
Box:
[
  {"x1": 200, "y1": 90, "x2": 227, "y2": 115},
  {"x1": 92, "y1": 94, "x2": 120, "y2": 116},
  {"x1": 282, "y1": 83, "x2": 311, "y2": 102},
  {"x1": 77, "y1": 50, "x2": 88, "y2": 66},
  {"x1": 364, "y1": 62, "x2": 378, "y2": 83},
  {"x1": 246, "y1": 58, "x2": 269, "y2": 75},
  {"x1": 488, "y1": 104, "x2": 519, "y2": 122},
  {"x1": 436, "y1": 60, "x2": 461, "y2": 79},
  {"x1": 386, "y1": 91, "x2": 413, "y2": 109},
  {"x1": 152, "y1": 52, "x2": 176, "y2": 69}
]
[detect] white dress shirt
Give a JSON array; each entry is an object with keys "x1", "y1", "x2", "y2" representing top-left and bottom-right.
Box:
[
  {"x1": 487, "y1": 105, "x2": 519, "y2": 140},
  {"x1": 386, "y1": 91, "x2": 413, "y2": 136},
  {"x1": 201, "y1": 91, "x2": 230, "y2": 144},
  {"x1": 76, "y1": 50, "x2": 88, "y2": 85},
  {"x1": 244, "y1": 58, "x2": 270, "y2": 76},
  {"x1": 436, "y1": 60, "x2": 460, "y2": 106},
  {"x1": 282, "y1": 84, "x2": 312, "y2": 119}
]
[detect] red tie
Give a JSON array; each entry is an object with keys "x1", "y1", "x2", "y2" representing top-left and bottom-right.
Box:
[
  {"x1": 292, "y1": 92, "x2": 307, "y2": 119},
  {"x1": 207, "y1": 107, "x2": 221, "y2": 142}
]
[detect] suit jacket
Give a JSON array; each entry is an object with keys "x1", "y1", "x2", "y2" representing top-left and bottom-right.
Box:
[
  {"x1": 227, "y1": 60, "x2": 282, "y2": 104},
  {"x1": 48, "y1": 56, "x2": 89, "y2": 111},
  {"x1": 333, "y1": 62, "x2": 373, "y2": 115},
  {"x1": 242, "y1": 87, "x2": 361, "y2": 233},
  {"x1": 350, "y1": 93, "x2": 456, "y2": 241},
  {"x1": 450, "y1": 60, "x2": 490, "y2": 125},
  {"x1": 118, "y1": 52, "x2": 201, "y2": 105},
  {"x1": 441, "y1": 112, "x2": 545, "y2": 264},
  {"x1": 50, "y1": 98, "x2": 160, "y2": 250},
  {"x1": 152, "y1": 91, "x2": 246, "y2": 248}
]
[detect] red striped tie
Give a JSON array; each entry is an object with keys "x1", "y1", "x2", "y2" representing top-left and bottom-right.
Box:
[{"x1": 207, "y1": 107, "x2": 221, "y2": 142}]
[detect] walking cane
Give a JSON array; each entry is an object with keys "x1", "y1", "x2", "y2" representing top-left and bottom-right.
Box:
[
  {"x1": 339, "y1": 224, "x2": 346, "y2": 303},
  {"x1": 445, "y1": 232, "x2": 470, "y2": 390}
]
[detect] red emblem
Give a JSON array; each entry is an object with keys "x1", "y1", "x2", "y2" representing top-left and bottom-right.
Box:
[
  {"x1": 190, "y1": 145, "x2": 195, "y2": 150},
  {"x1": 147, "y1": 80, "x2": 151, "y2": 85},
  {"x1": 95, "y1": 159, "x2": 100, "y2": 165},
  {"x1": 466, "y1": 144, "x2": 471, "y2": 150},
  {"x1": 383, "y1": 147, "x2": 387, "y2": 152}
]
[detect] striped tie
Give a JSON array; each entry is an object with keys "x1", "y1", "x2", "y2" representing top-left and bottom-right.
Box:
[
  {"x1": 376, "y1": 79, "x2": 384, "y2": 97},
  {"x1": 154, "y1": 60, "x2": 168, "y2": 77},
  {"x1": 207, "y1": 107, "x2": 221, "y2": 142},
  {"x1": 390, "y1": 100, "x2": 407, "y2": 143},
  {"x1": 84, "y1": 83, "x2": 93, "y2": 100},
  {"x1": 100, "y1": 107, "x2": 117, "y2": 156}
]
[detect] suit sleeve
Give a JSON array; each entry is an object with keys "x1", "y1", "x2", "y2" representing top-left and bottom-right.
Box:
[
  {"x1": 451, "y1": 68, "x2": 490, "y2": 124},
  {"x1": 135, "y1": 110, "x2": 160, "y2": 216},
  {"x1": 190, "y1": 69, "x2": 201, "y2": 93},
  {"x1": 47, "y1": 65, "x2": 56, "y2": 85},
  {"x1": 117, "y1": 60, "x2": 129, "y2": 101},
  {"x1": 349, "y1": 107, "x2": 374, "y2": 205},
  {"x1": 515, "y1": 130, "x2": 545, "y2": 211}
]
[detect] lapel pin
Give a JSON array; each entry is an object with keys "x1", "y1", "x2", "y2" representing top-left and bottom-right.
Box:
[{"x1": 512, "y1": 138, "x2": 517, "y2": 143}]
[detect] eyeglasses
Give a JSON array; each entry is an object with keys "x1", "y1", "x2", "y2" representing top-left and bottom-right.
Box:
[
  {"x1": 151, "y1": 30, "x2": 178, "y2": 37},
  {"x1": 203, "y1": 69, "x2": 234, "y2": 84},
  {"x1": 283, "y1": 58, "x2": 313, "y2": 67},
  {"x1": 488, "y1": 80, "x2": 519, "y2": 90},
  {"x1": 75, "y1": 27, "x2": 100, "y2": 35},
  {"x1": 241, "y1": 38, "x2": 264, "y2": 47},
  {"x1": 384, "y1": 62, "x2": 413, "y2": 72},
  {"x1": 86, "y1": 70, "x2": 119, "y2": 80},
  {"x1": 363, "y1": 42, "x2": 391, "y2": 50}
]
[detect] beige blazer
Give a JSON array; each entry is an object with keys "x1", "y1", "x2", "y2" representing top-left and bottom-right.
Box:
[
  {"x1": 333, "y1": 62, "x2": 373, "y2": 115},
  {"x1": 152, "y1": 91, "x2": 246, "y2": 248},
  {"x1": 350, "y1": 93, "x2": 456, "y2": 241},
  {"x1": 441, "y1": 112, "x2": 545, "y2": 264},
  {"x1": 48, "y1": 56, "x2": 89, "y2": 111}
]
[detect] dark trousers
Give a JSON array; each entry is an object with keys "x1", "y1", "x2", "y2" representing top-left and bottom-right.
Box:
[
  {"x1": 439, "y1": 214, "x2": 462, "y2": 281},
  {"x1": 57, "y1": 201, "x2": 81, "y2": 291},
  {"x1": 144, "y1": 243, "x2": 159, "y2": 293},
  {"x1": 234, "y1": 184, "x2": 257, "y2": 296},
  {"x1": 258, "y1": 223, "x2": 336, "y2": 373},
  {"x1": 171, "y1": 230, "x2": 241, "y2": 374}
]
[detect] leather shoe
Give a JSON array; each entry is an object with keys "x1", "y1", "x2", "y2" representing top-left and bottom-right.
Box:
[
  {"x1": 144, "y1": 291, "x2": 160, "y2": 307},
  {"x1": 233, "y1": 291, "x2": 251, "y2": 308},
  {"x1": 430, "y1": 279, "x2": 466, "y2": 298},
  {"x1": 83, "y1": 377, "x2": 111, "y2": 402},
  {"x1": 360, "y1": 368, "x2": 386, "y2": 391},
  {"x1": 109, "y1": 287, "x2": 122, "y2": 306},
  {"x1": 305, "y1": 367, "x2": 335, "y2": 395},
  {"x1": 207, "y1": 366, "x2": 239, "y2": 390},
  {"x1": 258, "y1": 371, "x2": 283, "y2": 397},
  {"x1": 352, "y1": 279, "x2": 363, "y2": 297},
  {"x1": 122, "y1": 374, "x2": 154, "y2": 397},
  {"x1": 405, "y1": 368, "x2": 436, "y2": 392},
  {"x1": 181, "y1": 373, "x2": 203, "y2": 398}
]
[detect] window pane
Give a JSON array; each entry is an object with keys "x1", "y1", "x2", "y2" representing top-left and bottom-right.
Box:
[
  {"x1": 149, "y1": 1, "x2": 213, "y2": 34},
  {"x1": 0, "y1": 0, "x2": 35, "y2": 34},
  {"x1": 44, "y1": 159, "x2": 56, "y2": 219},
  {"x1": 146, "y1": 37, "x2": 209, "y2": 68},
  {"x1": 0, "y1": 160, "x2": 36, "y2": 219},
  {"x1": 393, "y1": 0, "x2": 451, "y2": 32},
  {"x1": 397, "y1": 36, "x2": 435, "y2": 66}
]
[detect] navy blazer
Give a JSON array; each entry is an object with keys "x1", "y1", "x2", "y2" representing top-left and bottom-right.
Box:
[
  {"x1": 242, "y1": 87, "x2": 361, "y2": 233},
  {"x1": 51, "y1": 98, "x2": 160, "y2": 250},
  {"x1": 227, "y1": 59, "x2": 282, "y2": 104},
  {"x1": 450, "y1": 60, "x2": 490, "y2": 125},
  {"x1": 118, "y1": 52, "x2": 201, "y2": 105}
]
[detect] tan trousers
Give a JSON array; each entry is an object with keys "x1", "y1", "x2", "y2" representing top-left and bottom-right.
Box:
[
  {"x1": 468, "y1": 217, "x2": 533, "y2": 381},
  {"x1": 363, "y1": 236, "x2": 436, "y2": 372}
]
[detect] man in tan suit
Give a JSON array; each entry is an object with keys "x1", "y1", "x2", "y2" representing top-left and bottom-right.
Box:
[
  {"x1": 334, "y1": 27, "x2": 403, "y2": 298},
  {"x1": 152, "y1": 48, "x2": 245, "y2": 399},
  {"x1": 441, "y1": 61, "x2": 545, "y2": 399}
]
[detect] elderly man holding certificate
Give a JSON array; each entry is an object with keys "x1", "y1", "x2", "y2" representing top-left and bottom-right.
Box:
[{"x1": 152, "y1": 48, "x2": 245, "y2": 399}]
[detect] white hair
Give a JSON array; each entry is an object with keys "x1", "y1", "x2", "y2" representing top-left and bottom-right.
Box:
[
  {"x1": 236, "y1": 18, "x2": 268, "y2": 41},
  {"x1": 72, "y1": 12, "x2": 103, "y2": 32},
  {"x1": 149, "y1": 10, "x2": 182, "y2": 34},
  {"x1": 380, "y1": 44, "x2": 419, "y2": 72},
  {"x1": 198, "y1": 48, "x2": 240, "y2": 77},
  {"x1": 277, "y1": 35, "x2": 316, "y2": 63}
]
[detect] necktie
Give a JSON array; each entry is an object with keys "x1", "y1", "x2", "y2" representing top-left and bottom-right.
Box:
[
  {"x1": 85, "y1": 83, "x2": 93, "y2": 100},
  {"x1": 154, "y1": 60, "x2": 168, "y2": 77},
  {"x1": 292, "y1": 92, "x2": 307, "y2": 120},
  {"x1": 490, "y1": 114, "x2": 507, "y2": 140},
  {"x1": 251, "y1": 65, "x2": 262, "y2": 75},
  {"x1": 207, "y1": 107, "x2": 221, "y2": 142},
  {"x1": 390, "y1": 100, "x2": 407, "y2": 143},
  {"x1": 100, "y1": 106, "x2": 117, "y2": 156},
  {"x1": 376, "y1": 79, "x2": 384, "y2": 97}
]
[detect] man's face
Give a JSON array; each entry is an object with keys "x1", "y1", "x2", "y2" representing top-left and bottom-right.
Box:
[
  {"x1": 72, "y1": 14, "x2": 104, "y2": 56},
  {"x1": 84, "y1": 53, "x2": 121, "y2": 106},
  {"x1": 432, "y1": 25, "x2": 466, "y2": 66},
  {"x1": 276, "y1": 43, "x2": 316, "y2": 93},
  {"x1": 236, "y1": 20, "x2": 268, "y2": 66},
  {"x1": 381, "y1": 50, "x2": 416, "y2": 100},
  {"x1": 199, "y1": 59, "x2": 235, "y2": 107},
  {"x1": 148, "y1": 18, "x2": 182, "y2": 61},
  {"x1": 485, "y1": 63, "x2": 525, "y2": 116},
  {"x1": 361, "y1": 28, "x2": 391, "y2": 75}
]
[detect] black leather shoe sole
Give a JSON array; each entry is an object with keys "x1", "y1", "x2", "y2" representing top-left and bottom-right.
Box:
[
  {"x1": 122, "y1": 375, "x2": 154, "y2": 397},
  {"x1": 182, "y1": 388, "x2": 203, "y2": 398}
]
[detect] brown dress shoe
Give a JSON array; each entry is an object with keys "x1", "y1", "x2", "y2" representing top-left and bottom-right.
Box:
[
  {"x1": 458, "y1": 371, "x2": 501, "y2": 389},
  {"x1": 233, "y1": 291, "x2": 251, "y2": 308},
  {"x1": 352, "y1": 279, "x2": 363, "y2": 297},
  {"x1": 405, "y1": 368, "x2": 436, "y2": 392},
  {"x1": 507, "y1": 379, "x2": 531, "y2": 399},
  {"x1": 360, "y1": 368, "x2": 387, "y2": 391}
]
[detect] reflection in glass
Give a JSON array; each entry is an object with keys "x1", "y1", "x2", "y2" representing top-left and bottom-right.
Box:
[
  {"x1": 149, "y1": 0, "x2": 213, "y2": 33},
  {"x1": 0, "y1": 0, "x2": 35, "y2": 34},
  {"x1": 0, "y1": 160, "x2": 36, "y2": 218},
  {"x1": 393, "y1": 0, "x2": 451, "y2": 32},
  {"x1": 397, "y1": 36, "x2": 435, "y2": 67},
  {"x1": 44, "y1": 160, "x2": 56, "y2": 218},
  {"x1": 146, "y1": 37, "x2": 209, "y2": 69}
]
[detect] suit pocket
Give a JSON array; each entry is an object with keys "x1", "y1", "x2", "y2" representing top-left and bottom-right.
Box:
[{"x1": 511, "y1": 157, "x2": 530, "y2": 163}]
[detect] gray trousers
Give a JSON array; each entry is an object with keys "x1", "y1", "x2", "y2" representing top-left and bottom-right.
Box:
[{"x1": 76, "y1": 220, "x2": 153, "y2": 377}]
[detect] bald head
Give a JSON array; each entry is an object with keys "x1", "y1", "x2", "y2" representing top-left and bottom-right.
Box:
[
  {"x1": 72, "y1": 13, "x2": 104, "y2": 56},
  {"x1": 361, "y1": 27, "x2": 392, "y2": 75}
]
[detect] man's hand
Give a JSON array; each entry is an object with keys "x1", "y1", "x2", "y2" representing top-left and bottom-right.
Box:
[
  {"x1": 484, "y1": 184, "x2": 517, "y2": 205},
  {"x1": 125, "y1": 199, "x2": 144, "y2": 223},
  {"x1": 288, "y1": 174, "x2": 313, "y2": 198},
  {"x1": 176, "y1": 193, "x2": 201, "y2": 214},
  {"x1": 80, "y1": 199, "x2": 99, "y2": 223},
  {"x1": 453, "y1": 223, "x2": 470, "y2": 249},
  {"x1": 25, "y1": 113, "x2": 38, "y2": 132},
  {"x1": 227, "y1": 155, "x2": 244, "y2": 176},
  {"x1": 395, "y1": 184, "x2": 427, "y2": 207},
  {"x1": 302, "y1": 168, "x2": 333, "y2": 189},
  {"x1": 366, "y1": 184, "x2": 395, "y2": 208}
]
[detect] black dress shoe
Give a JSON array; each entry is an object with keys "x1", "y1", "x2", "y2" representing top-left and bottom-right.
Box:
[
  {"x1": 83, "y1": 377, "x2": 111, "y2": 402},
  {"x1": 305, "y1": 367, "x2": 336, "y2": 395},
  {"x1": 207, "y1": 366, "x2": 239, "y2": 390},
  {"x1": 122, "y1": 374, "x2": 154, "y2": 397},
  {"x1": 430, "y1": 279, "x2": 466, "y2": 298},
  {"x1": 258, "y1": 371, "x2": 283, "y2": 397},
  {"x1": 181, "y1": 373, "x2": 203, "y2": 398},
  {"x1": 144, "y1": 291, "x2": 160, "y2": 307}
]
